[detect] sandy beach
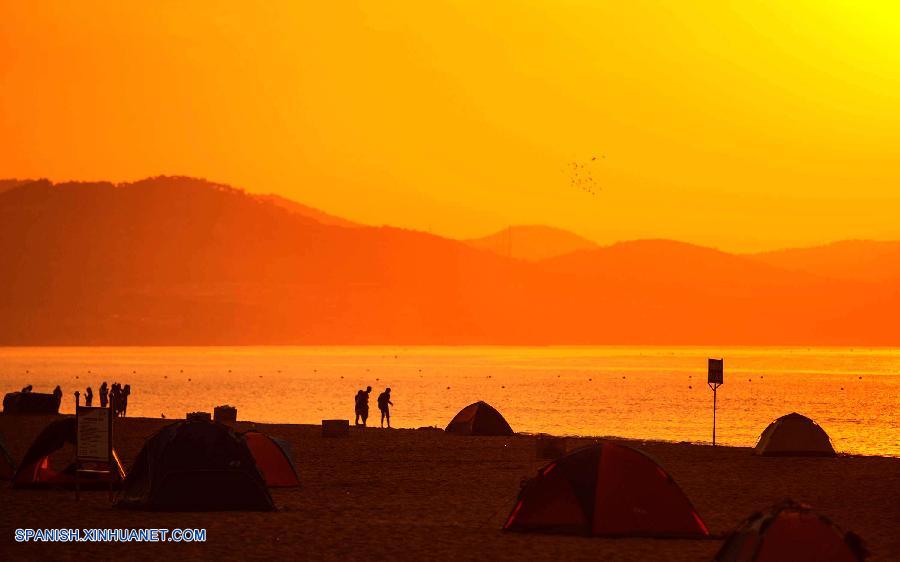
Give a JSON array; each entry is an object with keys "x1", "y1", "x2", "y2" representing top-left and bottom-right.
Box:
[{"x1": 1, "y1": 414, "x2": 898, "y2": 561}]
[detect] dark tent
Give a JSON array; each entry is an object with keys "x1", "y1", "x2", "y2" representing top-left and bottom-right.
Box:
[
  {"x1": 754, "y1": 413, "x2": 836, "y2": 457},
  {"x1": 446, "y1": 401, "x2": 514, "y2": 436},
  {"x1": 116, "y1": 420, "x2": 274, "y2": 511},
  {"x1": 3, "y1": 391, "x2": 60, "y2": 414},
  {"x1": 12, "y1": 417, "x2": 125, "y2": 488},
  {"x1": 715, "y1": 499, "x2": 867, "y2": 562},
  {"x1": 504, "y1": 441, "x2": 709, "y2": 538},
  {"x1": 0, "y1": 432, "x2": 14, "y2": 480},
  {"x1": 244, "y1": 431, "x2": 300, "y2": 487}
]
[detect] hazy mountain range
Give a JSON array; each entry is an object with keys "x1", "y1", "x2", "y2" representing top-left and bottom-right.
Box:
[{"x1": 1, "y1": 176, "x2": 897, "y2": 345}]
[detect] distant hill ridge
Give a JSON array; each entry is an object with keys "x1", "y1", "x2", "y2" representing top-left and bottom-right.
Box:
[
  {"x1": 1, "y1": 176, "x2": 898, "y2": 345},
  {"x1": 464, "y1": 225, "x2": 597, "y2": 261}
]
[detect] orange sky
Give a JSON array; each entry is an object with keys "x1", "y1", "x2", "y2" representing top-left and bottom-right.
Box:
[{"x1": 1, "y1": 1, "x2": 899, "y2": 251}]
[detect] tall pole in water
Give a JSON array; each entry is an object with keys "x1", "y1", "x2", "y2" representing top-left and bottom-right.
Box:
[{"x1": 708, "y1": 358, "x2": 724, "y2": 446}]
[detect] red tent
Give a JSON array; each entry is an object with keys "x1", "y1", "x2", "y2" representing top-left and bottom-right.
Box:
[
  {"x1": 716, "y1": 500, "x2": 867, "y2": 562},
  {"x1": 504, "y1": 441, "x2": 709, "y2": 538},
  {"x1": 245, "y1": 431, "x2": 300, "y2": 487},
  {"x1": 446, "y1": 401, "x2": 513, "y2": 436},
  {"x1": 12, "y1": 418, "x2": 125, "y2": 489}
]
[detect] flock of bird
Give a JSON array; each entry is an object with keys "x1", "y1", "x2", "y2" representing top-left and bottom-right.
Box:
[{"x1": 567, "y1": 154, "x2": 606, "y2": 196}]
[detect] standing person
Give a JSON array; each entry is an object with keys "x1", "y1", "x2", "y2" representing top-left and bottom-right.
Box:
[
  {"x1": 354, "y1": 390, "x2": 365, "y2": 426},
  {"x1": 359, "y1": 386, "x2": 372, "y2": 427},
  {"x1": 99, "y1": 382, "x2": 108, "y2": 408},
  {"x1": 122, "y1": 384, "x2": 131, "y2": 417},
  {"x1": 377, "y1": 388, "x2": 393, "y2": 428},
  {"x1": 74, "y1": 390, "x2": 81, "y2": 408},
  {"x1": 85, "y1": 386, "x2": 93, "y2": 407}
]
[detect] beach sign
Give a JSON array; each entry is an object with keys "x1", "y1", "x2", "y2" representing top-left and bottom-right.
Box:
[
  {"x1": 76, "y1": 406, "x2": 112, "y2": 463},
  {"x1": 708, "y1": 358, "x2": 724, "y2": 385},
  {"x1": 75, "y1": 406, "x2": 115, "y2": 501},
  {"x1": 707, "y1": 358, "x2": 724, "y2": 446}
]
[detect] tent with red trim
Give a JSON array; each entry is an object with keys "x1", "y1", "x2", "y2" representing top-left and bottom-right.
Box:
[
  {"x1": 504, "y1": 441, "x2": 709, "y2": 538},
  {"x1": 754, "y1": 413, "x2": 836, "y2": 457},
  {"x1": 12, "y1": 417, "x2": 125, "y2": 489},
  {"x1": 715, "y1": 499, "x2": 867, "y2": 562},
  {"x1": 244, "y1": 431, "x2": 299, "y2": 487},
  {"x1": 446, "y1": 401, "x2": 513, "y2": 436}
]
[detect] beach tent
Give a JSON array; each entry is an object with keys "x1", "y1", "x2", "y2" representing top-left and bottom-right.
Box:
[
  {"x1": 0, "y1": 432, "x2": 14, "y2": 479},
  {"x1": 244, "y1": 431, "x2": 300, "y2": 487},
  {"x1": 715, "y1": 499, "x2": 867, "y2": 562},
  {"x1": 116, "y1": 420, "x2": 274, "y2": 511},
  {"x1": 446, "y1": 401, "x2": 514, "y2": 436},
  {"x1": 504, "y1": 441, "x2": 709, "y2": 538},
  {"x1": 12, "y1": 417, "x2": 125, "y2": 488},
  {"x1": 754, "y1": 413, "x2": 836, "y2": 457}
]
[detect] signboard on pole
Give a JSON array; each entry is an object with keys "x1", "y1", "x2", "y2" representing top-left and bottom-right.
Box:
[
  {"x1": 707, "y1": 358, "x2": 724, "y2": 446},
  {"x1": 76, "y1": 406, "x2": 112, "y2": 463},
  {"x1": 708, "y1": 359, "x2": 724, "y2": 385}
]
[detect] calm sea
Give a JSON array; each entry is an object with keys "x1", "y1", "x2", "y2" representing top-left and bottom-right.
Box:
[{"x1": 1, "y1": 346, "x2": 897, "y2": 456}]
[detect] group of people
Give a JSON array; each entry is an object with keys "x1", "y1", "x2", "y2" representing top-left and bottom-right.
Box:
[
  {"x1": 73, "y1": 381, "x2": 132, "y2": 416},
  {"x1": 354, "y1": 386, "x2": 394, "y2": 428}
]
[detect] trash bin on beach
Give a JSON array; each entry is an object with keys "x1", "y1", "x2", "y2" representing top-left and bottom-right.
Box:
[
  {"x1": 322, "y1": 419, "x2": 349, "y2": 437},
  {"x1": 214, "y1": 405, "x2": 237, "y2": 423},
  {"x1": 187, "y1": 411, "x2": 211, "y2": 422},
  {"x1": 536, "y1": 435, "x2": 567, "y2": 460}
]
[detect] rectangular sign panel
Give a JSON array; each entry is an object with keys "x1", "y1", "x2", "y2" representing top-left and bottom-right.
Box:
[
  {"x1": 76, "y1": 406, "x2": 111, "y2": 463},
  {"x1": 708, "y1": 358, "x2": 724, "y2": 385}
]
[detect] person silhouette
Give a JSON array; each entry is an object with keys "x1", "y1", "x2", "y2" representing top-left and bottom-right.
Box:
[
  {"x1": 74, "y1": 390, "x2": 81, "y2": 408},
  {"x1": 377, "y1": 388, "x2": 393, "y2": 428},
  {"x1": 358, "y1": 386, "x2": 372, "y2": 427},
  {"x1": 85, "y1": 386, "x2": 93, "y2": 407},
  {"x1": 354, "y1": 390, "x2": 365, "y2": 426},
  {"x1": 52, "y1": 385, "x2": 62, "y2": 408},
  {"x1": 99, "y1": 382, "x2": 108, "y2": 408},
  {"x1": 122, "y1": 384, "x2": 131, "y2": 416}
]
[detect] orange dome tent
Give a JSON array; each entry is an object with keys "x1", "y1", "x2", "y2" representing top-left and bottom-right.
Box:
[
  {"x1": 754, "y1": 413, "x2": 836, "y2": 457},
  {"x1": 244, "y1": 431, "x2": 299, "y2": 487},
  {"x1": 446, "y1": 401, "x2": 513, "y2": 436},
  {"x1": 715, "y1": 499, "x2": 867, "y2": 562},
  {"x1": 504, "y1": 441, "x2": 709, "y2": 538}
]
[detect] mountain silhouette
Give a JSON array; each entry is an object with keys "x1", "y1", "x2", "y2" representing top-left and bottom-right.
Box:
[
  {"x1": 254, "y1": 193, "x2": 360, "y2": 228},
  {"x1": 748, "y1": 240, "x2": 900, "y2": 283},
  {"x1": 465, "y1": 225, "x2": 597, "y2": 261},
  {"x1": 1, "y1": 176, "x2": 897, "y2": 345}
]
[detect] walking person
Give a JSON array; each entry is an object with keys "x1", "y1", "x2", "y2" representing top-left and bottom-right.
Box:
[
  {"x1": 99, "y1": 382, "x2": 108, "y2": 408},
  {"x1": 377, "y1": 388, "x2": 393, "y2": 428}
]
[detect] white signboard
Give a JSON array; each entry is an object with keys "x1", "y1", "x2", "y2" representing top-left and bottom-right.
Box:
[{"x1": 77, "y1": 407, "x2": 111, "y2": 463}]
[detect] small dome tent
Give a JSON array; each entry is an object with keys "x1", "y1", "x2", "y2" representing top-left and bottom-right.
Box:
[
  {"x1": 446, "y1": 401, "x2": 513, "y2": 436},
  {"x1": 504, "y1": 441, "x2": 709, "y2": 538},
  {"x1": 116, "y1": 420, "x2": 274, "y2": 511},
  {"x1": 12, "y1": 417, "x2": 125, "y2": 488},
  {"x1": 244, "y1": 431, "x2": 300, "y2": 487},
  {"x1": 754, "y1": 413, "x2": 836, "y2": 457},
  {"x1": 715, "y1": 499, "x2": 867, "y2": 562}
]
